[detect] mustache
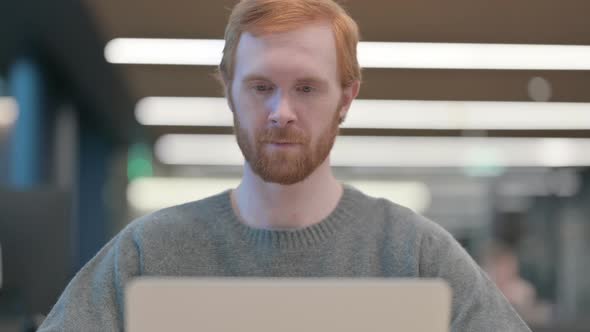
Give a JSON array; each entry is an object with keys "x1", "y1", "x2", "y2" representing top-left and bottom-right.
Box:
[{"x1": 257, "y1": 127, "x2": 308, "y2": 144}]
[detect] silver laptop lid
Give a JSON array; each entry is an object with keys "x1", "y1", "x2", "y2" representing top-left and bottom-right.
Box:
[{"x1": 126, "y1": 278, "x2": 451, "y2": 332}]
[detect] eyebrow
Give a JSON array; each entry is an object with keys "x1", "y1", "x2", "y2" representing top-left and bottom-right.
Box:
[
  {"x1": 242, "y1": 74, "x2": 271, "y2": 83},
  {"x1": 241, "y1": 74, "x2": 330, "y2": 87},
  {"x1": 296, "y1": 76, "x2": 330, "y2": 88}
]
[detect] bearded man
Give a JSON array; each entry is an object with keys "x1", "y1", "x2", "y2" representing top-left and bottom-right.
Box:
[{"x1": 39, "y1": 1, "x2": 531, "y2": 331}]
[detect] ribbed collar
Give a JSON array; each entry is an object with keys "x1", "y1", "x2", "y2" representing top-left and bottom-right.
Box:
[{"x1": 213, "y1": 184, "x2": 362, "y2": 250}]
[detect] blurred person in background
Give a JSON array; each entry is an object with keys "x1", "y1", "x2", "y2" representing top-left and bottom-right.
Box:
[
  {"x1": 483, "y1": 243, "x2": 552, "y2": 325},
  {"x1": 38, "y1": 0, "x2": 530, "y2": 331}
]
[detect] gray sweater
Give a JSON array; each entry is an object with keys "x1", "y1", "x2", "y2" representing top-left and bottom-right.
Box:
[{"x1": 38, "y1": 185, "x2": 531, "y2": 331}]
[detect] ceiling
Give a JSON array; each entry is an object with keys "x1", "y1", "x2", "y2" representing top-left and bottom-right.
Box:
[
  {"x1": 81, "y1": 0, "x2": 590, "y2": 140},
  {"x1": 3, "y1": 0, "x2": 590, "y2": 143}
]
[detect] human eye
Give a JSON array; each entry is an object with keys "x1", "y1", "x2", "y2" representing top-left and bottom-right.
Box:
[
  {"x1": 251, "y1": 82, "x2": 274, "y2": 94},
  {"x1": 296, "y1": 85, "x2": 315, "y2": 94}
]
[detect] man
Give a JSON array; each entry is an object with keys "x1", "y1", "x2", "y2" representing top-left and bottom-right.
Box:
[{"x1": 39, "y1": 0, "x2": 531, "y2": 331}]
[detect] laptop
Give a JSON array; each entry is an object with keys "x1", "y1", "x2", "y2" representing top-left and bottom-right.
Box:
[{"x1": 125, "y1": 278, "x2": 452, "y2": 332}]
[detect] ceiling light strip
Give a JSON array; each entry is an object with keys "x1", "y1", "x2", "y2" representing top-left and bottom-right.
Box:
[
  {"x1": 155, "y1": 134, "x2": 590, "y2": 167},
  {"x1": 136, "y1": 97, "x2": 590, "y2": 130},
  {"x1": 106, "y1": 38, "x2": 590, "y2": 70}
]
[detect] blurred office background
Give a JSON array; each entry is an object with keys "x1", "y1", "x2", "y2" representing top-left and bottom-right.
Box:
[{"x1": 1, "y1": 0, "x2": 590, "y2": 331}]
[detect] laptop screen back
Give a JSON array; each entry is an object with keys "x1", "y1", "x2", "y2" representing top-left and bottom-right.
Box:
[{"x1": 126, "y1": 278, "x2": 451, "y2": 332}]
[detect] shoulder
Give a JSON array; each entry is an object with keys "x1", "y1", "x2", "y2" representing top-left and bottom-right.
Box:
[
  {"x1": 123, "y1": 190, "x2": 230, "y2": 244},
  {"x1": 346, "y1": 184, "x2": 448, "y2": 241}
]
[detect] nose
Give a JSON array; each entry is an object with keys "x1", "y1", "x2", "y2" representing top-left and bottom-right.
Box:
[{"x1": 267, "y1": 91, "x2": 296, "y2": 127}]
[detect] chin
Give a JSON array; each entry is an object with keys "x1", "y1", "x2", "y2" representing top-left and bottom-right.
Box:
[{"x1": 258, "y1": 169, "x2": 311, "y2": 186}]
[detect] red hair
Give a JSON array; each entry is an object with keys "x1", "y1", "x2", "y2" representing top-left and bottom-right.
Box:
[{"x1": 219, "y1": 0, "x2": 361, "y2": 88}]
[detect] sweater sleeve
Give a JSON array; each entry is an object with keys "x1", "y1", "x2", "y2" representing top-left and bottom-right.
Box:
[
  {"x1": 37, "y1": 224, "x2": 142, "y2": 332},
  {"x1": 416, "y1": 217, "x2": 531, "y2": 332}
]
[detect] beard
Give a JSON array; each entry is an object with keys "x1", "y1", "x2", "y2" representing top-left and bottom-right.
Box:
[{"x1": 233, "y1": 106, "x2": 341, "y2": 185}]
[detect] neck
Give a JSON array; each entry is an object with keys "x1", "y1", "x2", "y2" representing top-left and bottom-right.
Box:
[{"x1": 231, "y1": 158, "x2": 343, "y2": 230}]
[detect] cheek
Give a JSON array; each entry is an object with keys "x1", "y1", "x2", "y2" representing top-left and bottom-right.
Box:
[
  {"x1": 233, "y1": 94, "x2": 263, "y2": 128},
  {"x1": 235, "y1": 110, "x2": 265, "y2": 143},
  {"x1": 237, "y1": 111, "x2": 265, "y2": 137},
  {"x1": 307, "y1": 97, "x2": 341, "y2": 125}
]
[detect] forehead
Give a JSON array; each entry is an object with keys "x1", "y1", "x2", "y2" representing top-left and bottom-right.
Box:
[{"x1": 233, "y1": 22, "x2": 339, "y2": 83}]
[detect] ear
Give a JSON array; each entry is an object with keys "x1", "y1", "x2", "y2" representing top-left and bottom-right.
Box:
[{"x1": 339, "y1": 80, "x2": 360, "y2": 121}]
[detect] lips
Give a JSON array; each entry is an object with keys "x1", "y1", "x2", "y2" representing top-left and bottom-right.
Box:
[
  {"x1": 268, "y1": 142, "x2": 300, "y2": 146},
  {"x1": 261, "y1": 139, "x2": 302, "y2": 144},
  {"x1": 264, "y1": 141, "x2": 302, "y2": 149}
]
